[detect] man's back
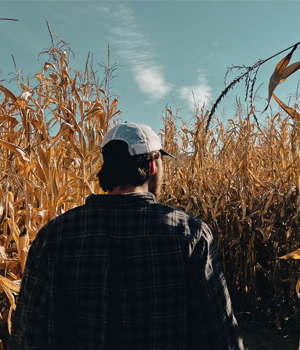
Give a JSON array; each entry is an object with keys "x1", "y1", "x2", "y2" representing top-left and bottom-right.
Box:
[{"x1": 10, "y1": 192, "x2": 243, "y2": 350}]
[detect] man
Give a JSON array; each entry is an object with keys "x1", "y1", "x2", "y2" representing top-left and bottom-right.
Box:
[{"x1": 9, "y1": 122, "x2": 244, "y2": 350}]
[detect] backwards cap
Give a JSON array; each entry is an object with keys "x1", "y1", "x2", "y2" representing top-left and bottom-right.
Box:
[{"x1": 101, "y1": 122, "x2": 174, "y2": 162}]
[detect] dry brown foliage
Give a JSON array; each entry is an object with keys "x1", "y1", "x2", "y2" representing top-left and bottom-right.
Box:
[
  {"x1": 0, "y1": 36, "x2": 120, "y2": 339},
  {"x1": 160, "y1": 104, "x2": 300, "y2": 329}
]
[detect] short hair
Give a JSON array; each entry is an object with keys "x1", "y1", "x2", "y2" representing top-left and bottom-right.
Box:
[{"x1": 97, "y1": 140, "x2": 160, "y2": 192}]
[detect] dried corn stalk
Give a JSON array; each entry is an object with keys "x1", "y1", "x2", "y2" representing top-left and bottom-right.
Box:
[{"x1": 0, "y1": 30, "x2": 121, "y2": 335}]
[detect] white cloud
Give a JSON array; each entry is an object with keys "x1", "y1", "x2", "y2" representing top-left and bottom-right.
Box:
[
  {"x1": 133, "y1": 66, "x2": 172, "y2": 101},
  {"x1": 103, "y1": 4, "x2": 172, "y2": 102},
  {"x1": 179, "y1": 70, "x2": 213, "y2": 109}
]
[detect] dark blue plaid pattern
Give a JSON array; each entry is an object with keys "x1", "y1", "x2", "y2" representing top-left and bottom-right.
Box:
[{"x1": 9, "y1": 192, "x2": 244, "y2": 350}]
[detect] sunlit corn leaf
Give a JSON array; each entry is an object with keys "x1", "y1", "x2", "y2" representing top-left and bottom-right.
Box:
[
  {"x1": 19, "y1": 246, "x2": 29, "y2": 274},
  {"x1": 69, "y1": 139, "x2": 84, "y2": 159},
  {"x1": 33, "y1": 209, "x2": 49, "y2": 227},
  {"x1": 262, "y1": 189, "x2": 274, "y2": 215},
  {"x1": 0, "y1": 116, "x2": 18, "y2": 129},
  {"x1": 60, "y1": 106, "x2": 81, "y2": 131},
  {"x1": 35, "y1": 74, "x2": 46, "y2": 84},
  {"x1": 87, "y1": 125, "x2": 96, "y2": 151},
  {"x1": 296, "y1": 276, "x2": 300, "y2": 298},
  {"x1": 36, "y1": 145, "x2": 50, "y2": 180},
  {"x1": 272, "y1": 93, "x2": 300, "y2": 121},
  {"x1": 0, "y1": 84, "x2": 17, "y2": 102},
  {"x1": 0, "y1": 140, "x2": 30, "y2": 174},
  {"x1": 79, "y1": 132, "x2": 87, "y2": 157},
  {"x1": 19, "y1": 91, "x2": 31, "y2": 101},
  {"x1": 0, "y1": 247, "x2": 8, "y2": 261},
  {"x1": 263, "y1": 44, "x2": 300, "y2": 112},
  {"x1": 49, "y1": 122, "x2": 74, "y2": 148},
  {"x1": 60, "y1": 51, "x2": 67, "y2": 71},
  {"x1": 7, "y1": 305, "x2": 13, "y2": 335},
  {"x1": 279, "y1": 248, "x2": 300, "y2": 259},
  {"x1": 0, "y1": 276, "x2": 20, "y2": 295},
  {"x1": 241, "y1": 198, "x2": 246, "y2": 220},
  {"x1": 31, "y1": 150, "x2": 48, "y2": 184},
  {"x1": 52, "y1": 178, "x2": 75, "y2": 210},
  {"x1": 43, "y1": 62, "x2": 57, "y2": 72},
  {"x1": 0, "y1": 140, "x2": 29, "y2": 162},
  {"x1": 0, "y1": 277, "x2": 22, "y2": 334},
  {"x1": 286, "y1": 226, "x2": 292, "y2": 239},
  {"x1": 109, "y1": 98, "x2": 119, "y2": 116}
]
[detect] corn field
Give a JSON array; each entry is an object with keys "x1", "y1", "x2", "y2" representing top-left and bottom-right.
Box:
[
  {"x1": 0, "y1": 32, "x2": 300, "y2": 345},
  {"x1": 161, "y1": 104, "x2": 300, "y2": 329}
]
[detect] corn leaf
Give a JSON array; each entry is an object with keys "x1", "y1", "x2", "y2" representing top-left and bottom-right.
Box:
[
  {"x1": 263, "y1": 44, "x2": 299, "y2": 112},
  {"x1": 279, "y1": 248, "x2": 300, "y2": 259},
  {"x1": 272, "y1": 93, "x2": 300, "y2": 121}
]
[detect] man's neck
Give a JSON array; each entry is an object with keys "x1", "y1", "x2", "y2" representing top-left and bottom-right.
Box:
[{"x1": 108, "y1": 182, "x2": 149, "y2": 195}]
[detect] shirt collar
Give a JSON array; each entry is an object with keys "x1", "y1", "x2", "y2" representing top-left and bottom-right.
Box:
[{"x1": 86, "y1": 192, "x2": 156, "y2": 207}]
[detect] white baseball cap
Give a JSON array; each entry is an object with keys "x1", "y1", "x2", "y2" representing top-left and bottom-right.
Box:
[{"x1": 101, "y1": 122, "x2": 174, "y2": 161}]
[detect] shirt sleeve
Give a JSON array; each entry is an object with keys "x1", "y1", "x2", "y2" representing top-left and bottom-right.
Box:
[
  {"x1": 188, "y1": 222, "x2": 244, "y2": 350},
  {"x1": 8, "y1": 235, "x2": 48, "y2": 350}
]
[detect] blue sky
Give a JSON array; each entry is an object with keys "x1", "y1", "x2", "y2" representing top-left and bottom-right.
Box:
[{"x1": 1, "y1": 1, "x2": 300, "y2": 134}]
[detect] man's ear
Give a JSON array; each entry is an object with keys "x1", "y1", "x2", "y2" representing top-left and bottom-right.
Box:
[
  {"x1": 150, "y1": 153, "x2": 156, "y2": 174},
  {"x1": 150, "y1": 159, "x2": 155, "y2": 174}
]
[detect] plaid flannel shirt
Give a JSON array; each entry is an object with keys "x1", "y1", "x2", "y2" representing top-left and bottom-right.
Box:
[{"x1": 9, "y1": 192, "x2": 244, "y2": 350}]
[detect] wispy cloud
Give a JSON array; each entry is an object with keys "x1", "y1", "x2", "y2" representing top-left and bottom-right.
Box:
[
  {"x1": 179, "y1": 70, "x2": 213, "y2": 109},
  {"x1": 133, "y1": 67, "x2": 172, "y2": 101},
  {"x1": 102, "y1": 4, "x2": 172, "y2": 102}
]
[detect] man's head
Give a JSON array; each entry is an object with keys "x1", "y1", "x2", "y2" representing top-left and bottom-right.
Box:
[{"x1": 97, "y1": 122, "x2": 174, "y2": 198}]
